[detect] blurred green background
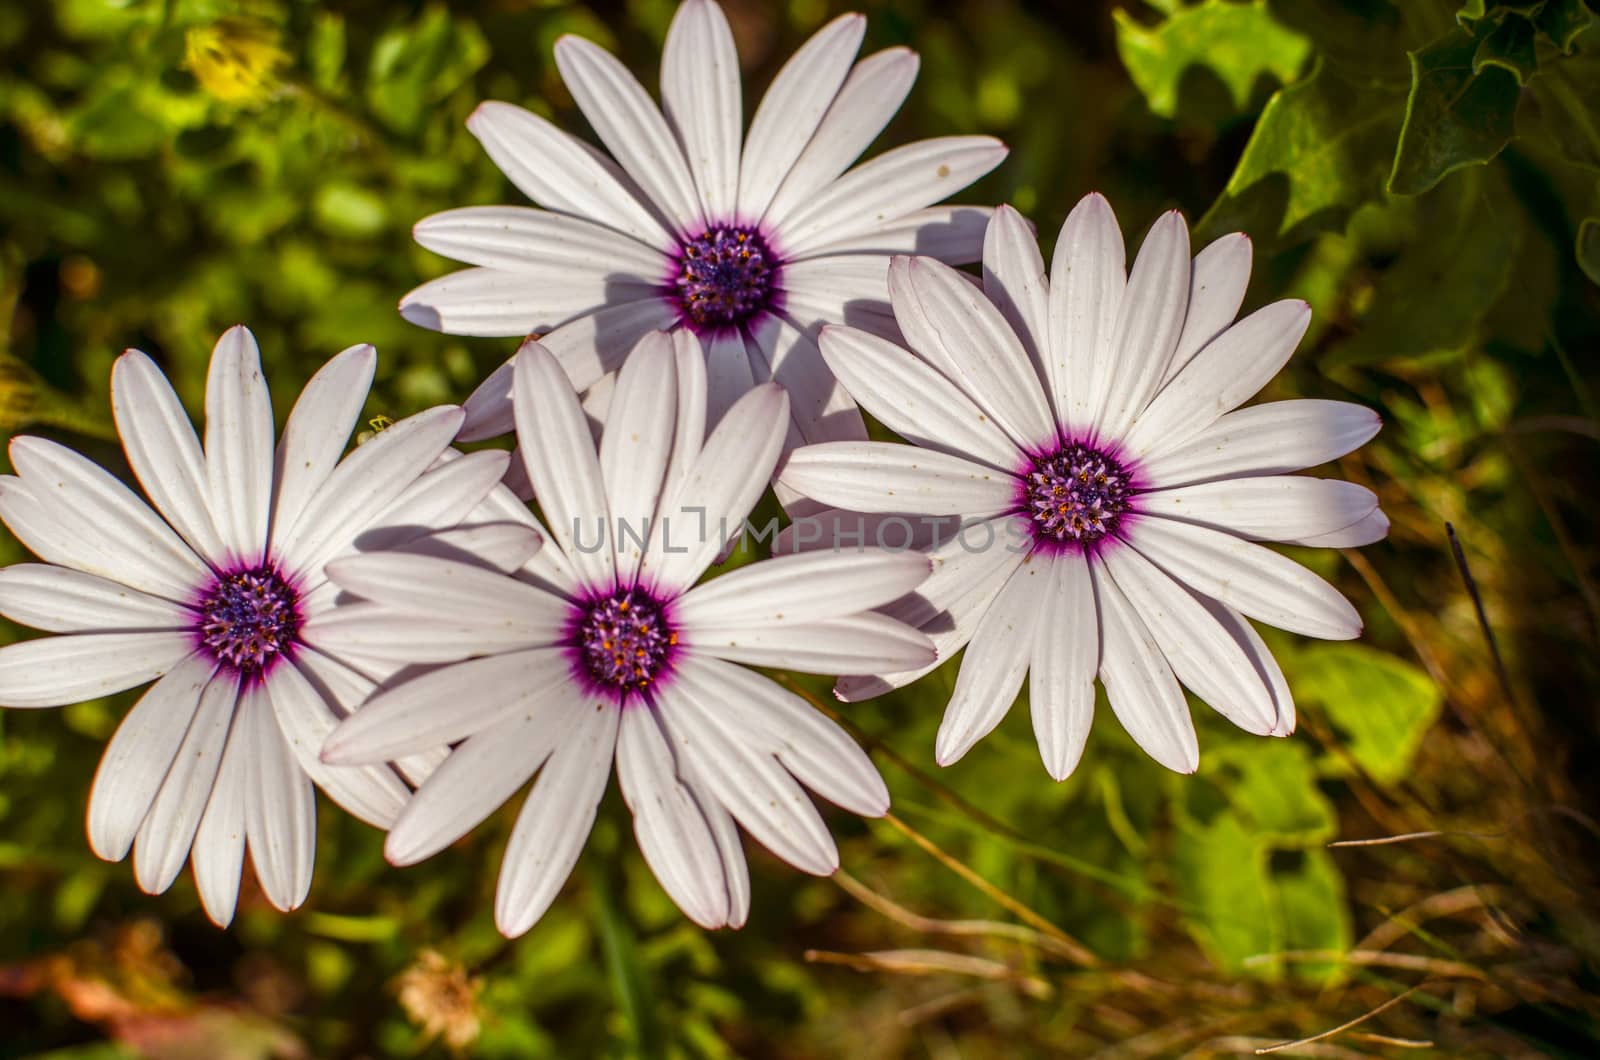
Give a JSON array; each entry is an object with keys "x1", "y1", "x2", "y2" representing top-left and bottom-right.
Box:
[{"x1": 3, "y1": 0, "x2": 1600, "y2": 1056}]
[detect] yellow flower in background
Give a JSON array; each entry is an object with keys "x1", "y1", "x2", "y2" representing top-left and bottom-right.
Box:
[{"x1": 184, "y1": 19, "x2": 288, "y2": 105}]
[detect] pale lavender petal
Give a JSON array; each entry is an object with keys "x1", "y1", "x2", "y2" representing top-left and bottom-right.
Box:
[{"x1": 204, "y1": 325, "x2": 275, "y2": 564}]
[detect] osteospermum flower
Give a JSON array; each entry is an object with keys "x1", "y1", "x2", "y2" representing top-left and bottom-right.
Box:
[
  {"x1": 777, "y1": 196, "x2": 1387, "y2": 778},
  {"x1": 0, "y1": 326, "x2": 519, "y2": 925},
  {"x1": 401, "y1": 0, "x2": 1006, "y2": 445},
  {"x1": 316, "y1": 333, "x2": 934, "y2": 936}
]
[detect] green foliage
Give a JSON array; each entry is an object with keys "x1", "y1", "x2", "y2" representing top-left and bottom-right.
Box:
[
  {"x1": 1112, "y1": 0, "x2": 1310, "y2": 120},
  {"x1": 1292, "y1": 645, "x2": 1443, "y2": 785}
]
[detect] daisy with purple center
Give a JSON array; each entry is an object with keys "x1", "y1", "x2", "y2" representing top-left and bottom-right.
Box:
[
  {"x1": 0, "y1": 326, "x2": 519, "y2": 925},
  {"x1": 778, "y1": 195, "x2": 1387, "y2": 778},
  {"x1": 316, "y1": 333, "x2": 934, "y2": 936},
  {"x1": 400, "y1": 0, "x2": 1006, "y2": 448}
]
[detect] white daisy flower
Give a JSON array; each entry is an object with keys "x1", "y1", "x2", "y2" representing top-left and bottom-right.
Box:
[
  {"x1": 316, "y1": 333, "x2": 934, "y2": 937},
  {"x1": 0, "y1": 326, "x2": 520, "y2": 925},
  {"x1": 401, "y1": 0, "x2": 1006, "y2": 448},
  {"x1": 776, "y1": 196, "x2": 1387, "y2": 779}
]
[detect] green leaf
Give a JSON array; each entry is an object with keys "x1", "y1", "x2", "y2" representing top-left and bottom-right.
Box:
[
  {"x1": 1174, "y1": 812, "x2": 1276, "y2": 971},
  {"x1": 1198, "y1": 60, "x2": 1406, "y2": 245},
  {"x1": 1389, "y1": 27, "x2": 1522, "y2": 195},
  {"x1": 1323, "y1": 170, "x2": 1518, "y2": 367},
  {"x1": 1113, "y1": 0, "x2": 1310, "y2": 120},
  {"x1": 1579, "y1": 216, "x2": 1600, "y2": 284},
  {"x1": 1292, "y1": 644, "x2": 1444, "y2": 785},
  {"x1": 312, "y1": 182, "x2": 388, "y2": 238},
  {"x1": 1536, "y1": 0, "x2": 1594, "y2": 51},
  {"x1": 365, "y1": 7, "x2": 489, "y2": 135},
  {"x1": 1474, "y1": 14, "x2": 1539, "y2": 83},
  {"x1": 1529, "y1": 50, "x2": 1600, "y2": 171},
  {"x1": 1271, "y1": 849, "x2": 1352, "y2": 982}
]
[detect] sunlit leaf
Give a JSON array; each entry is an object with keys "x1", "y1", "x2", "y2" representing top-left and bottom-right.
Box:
[
  {"x1": 1113, "y1": 0, "x2": 1310, "y2": 120},
  {"x1": 1292, "y1": 644, "x2": 1444, "y2": 785}
]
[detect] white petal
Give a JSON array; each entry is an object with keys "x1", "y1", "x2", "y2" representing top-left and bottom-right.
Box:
[
  {"x1": 271, "y1": 344, "x2": 376, "y2": 545},
  {"x1": 1289, "y1": 508, "x2": 1389, "y2": 548},
  {"x1": 87, "y1": 653, "x2": 214, "y2": 861},
  {"x1": 982, "y1": 205, "x2": 1052, "y2": 409},
  {"x1": 684, "y1": 655, "x2": 888, "y2": 816},
  {"x1": 456, "y1": 300, "x2": 682, "y2": 444},
  {"x1": 326, "y1": 551, "x2": 567, "y2": 635},
  {"x1": 737, "y1": 12, "x2": 864, "y2": 219},
  {"x1": 663, "y1": 330, "x2": 710, "y2": 504},
  {"x1": 413, "y1": 205, "x2": 665, "y2": 277},
  {"x1": 763, "y1": 48, "x2": 919, "y2": 227},
  {"x1": 191, "y1": 708, "x2": 249, "y2": 927},
  {"x1": 777, "y1": 441, "x2": 1016, "y2": 518},
  {"x1": 616, "y1": 706, "x2": 731, "y2": 928},
  {"x1": 458, "y1": 358, "x2": 518, "y2": 442},
  {"x1": 780, "y1": 255, "x2": 893, "y2": 329},
  {"x1": 656, "y1": 672, "x2": 838, "y2": 875},
  {"x1": 204, "y1": 326, "x2": 275, "y2": 563},
  {"x1": 1140, "y1": 476, "x2": 1379, "y2": 542},
  {"x1": 399, "y1": 266, "x2": 656, "y2": 338},
  {"x1": 1122, "y1": 299, "x2": 1312, "y2": 458},
  {"x1": 661, "y1": 0, "x2": 740, "y2": 220},
  {"x1": 1128, "y1": 517, "x2": 1362, "y2": 640},
  {"x1": 323, "y1": 648, "x2": 573, "y2": 765},
  {"x1": 677, "y1": 548, "x2": 930, "y2": 629},
  {"x1": 302, "y1": 601, "x2": 553, "y2": 665},
  {"x1": 1204, "y1": 598, "x2": 1296, "y2": 736},
  {"x1": 776, "y1": 137, "x2": 1008, "y2": 257},
  {"x1": 132, "y1": 668, "x2": 240, "y2": 894},
  {"x1": 1139, "y1": 400, "x2": 1383, "y2": 488},
  {"x1": 1091, "y1": 568, "x2": 1198, "y2": 774},
  {"x1": 644, "y1": 383, "x2": 788, "y2": 593},
  {"x1": 391, "y1": 521, "x2": 544, "y2": 574},
  {"x1": 351, "y1": 449, "x2": 514, "y2": 558},
  {"x1": 835, "y1": 521, "x2": 1026, "y2": 701},
  {"x1": 292, "y1": 648, "x2": 446, "y2": 788},
  {"x1": 266, "y1": 658, "x2": 409, "y2": 829},
  {"x1": 495, "y1": 699, "x2": 619, "y2": 937},
  {"x1": 512, "y1": 342, "x2": 616, "y2": 591},
  {"x1": 597, "y1": 333, "x2": 678, "y2": 580},
  {"x1": 555, "y1": 35, "x2": 703, "y2": 234},
  {"x1": 774, "y1": 507, "x2": 958, "y2": 555},
  {"x1": 1048, "y1": 193, "x2": 1126, "y2": 432},
  {"x1": 244, "y1": 683, "x2": 316, "y2": 912},
  {"x1": 1101, "y1": 546, "x2": 1277, "y2": 735},
  {"x1": 6, "y1": 440, "x2": 206, "y2": 600},
  {"x1": 1093, "y1": 211, "x2": 1190, "y2": 439},
  {"x1": 678, "y1": 756, "x2": 751, "y2": 927},
  {"x1": 703, "y1": 329, "x2": 757, "y2": 431},
  {"x1": 899, "y1": 256, "x2": 1055, "y2": 450},
  {"x1": 0, "y1": 631, "x2": 194, "y2": 708},
  {"x1": 465, "y1": 101, "x2": 673, "y2": 251},
  {"x1": 0, "y1": 564, "x2": 188, "y2": 633},
  {"x1": 273, "y1": 405, "x2": 464, "y2": 578},
  {"x1": 1164, "y1": 233, "x2": 1251, "y2": 386},
  {"x1": 747, "y1": 315, "x2": 867, "y2": 451},
  {"x1": 1030, "y1": 554, "x2": 1097, "y2": 781},
  {"x1": 385, "y1": 697, "x2": 580, "y2": 867},
  {"x1": 793, "y1": 206, "x2": 991, "y2": 264},
  {"x1": 934, "y1": 560, "x2": 1048, "y2": 766},
  {"x1": 689, "y1": 611, "x2": 934, "y2": 674},
  {"x1": 111, "y1": 350, "x2": 227, "y2": 563}
]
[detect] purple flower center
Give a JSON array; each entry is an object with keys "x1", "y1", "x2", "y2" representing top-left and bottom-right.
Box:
[
  {"x1": 672, "y1": 225, "x2": 776, "y2": 329},
  {"x1": 574, "y1": 588, "x2": 676, "y2": 696},
  {"x1": 1021, "y1": 443, "x2": 1136, "y2": 550},
  {"x1": 196, "y1": 566, "x2": 300, "y2": 676}
]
